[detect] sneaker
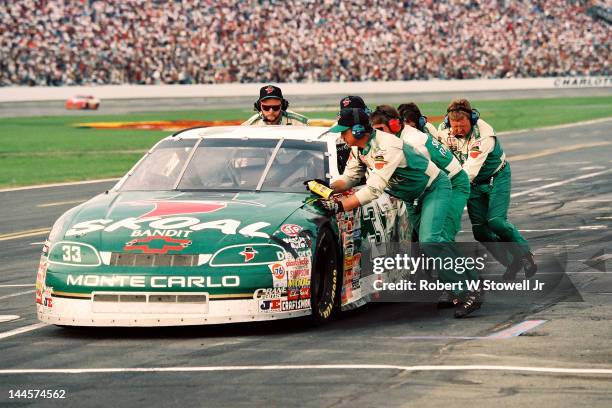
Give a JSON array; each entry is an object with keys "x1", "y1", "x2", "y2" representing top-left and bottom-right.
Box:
[
  {"x1": 454, "y1": 290, "x2": 483, "y2": 318},
  {"x1": 523, "y1": 252, "x2": 537, "y2": 278},
  {"x1": 502, "y1": 256, "x2": 522, "y2": 281}
]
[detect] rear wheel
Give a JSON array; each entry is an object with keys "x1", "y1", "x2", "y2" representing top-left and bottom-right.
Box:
[{"x1": 310, "y1": 226, "x2": 339, "y2": 324}]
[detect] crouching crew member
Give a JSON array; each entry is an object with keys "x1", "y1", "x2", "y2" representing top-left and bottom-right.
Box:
[
  {"x1": 242, "y1": 85, "x2": 309, "y2": 126},
  {"x1": 370, "y1": 105, "x2": 470, "y2": 243},
  {"x1": 438, "y1": 98, "x2": 537, "y2": 280}
]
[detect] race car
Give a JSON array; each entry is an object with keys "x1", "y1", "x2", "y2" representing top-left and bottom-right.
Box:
[
  {"x1": 65, "y1": 95, "x2": 100, "y2": 110},
  {"x1": 36, "y1": 126, "x2": 410, "y2": 327}
]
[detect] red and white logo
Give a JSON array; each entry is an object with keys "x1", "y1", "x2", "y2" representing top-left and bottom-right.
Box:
[
  {"x1": 280, "y1": 224, "x2": 302, "y2": 237},
  {"x1": 265, "y1": 86, "x2": 275, "y2": 94},
  {"x1": 124, "y1": 236, "x2": 191, "y2": 254},
  {"x1": 270, "y1": 263, "x2": 286, "y2": 280},
  {"x1": 239, "y1": 247, "x2": 258, "y2": 262}
]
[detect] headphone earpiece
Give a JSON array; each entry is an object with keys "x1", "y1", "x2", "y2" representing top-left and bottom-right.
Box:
[
  {"x1": 254, "y1": 100, "x2": 260, "y2": 112},
  {"x1": 470, "y1": 108, "x2": 480, "y2": 125},
  {"x1": 417, "y1": 116, "x2": 427, "y2": 132},
  {"x1": 388, "y1": 118, "x2": 402, "y2": 134},
  {"x1": 351, "y1": 108, "x2": 366, "y2": 139}
]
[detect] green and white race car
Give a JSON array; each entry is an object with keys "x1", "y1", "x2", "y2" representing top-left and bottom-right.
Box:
[{"x1": 36, "y1": 126, "x2": 409, "y2": 327}]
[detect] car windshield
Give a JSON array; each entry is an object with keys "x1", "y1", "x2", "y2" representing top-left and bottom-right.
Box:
[{"x1": 120, "y1": 137, "x2": 327, "y2": 193}]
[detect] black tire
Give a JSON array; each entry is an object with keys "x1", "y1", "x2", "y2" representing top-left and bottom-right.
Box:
[{"x1": 309, "y1": 226, "x2": 339, "y2": 324}]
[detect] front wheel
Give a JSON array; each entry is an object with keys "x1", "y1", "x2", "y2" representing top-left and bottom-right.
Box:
[{"x1": 309, "y1": 226, "x2": 339, "y2": 324}]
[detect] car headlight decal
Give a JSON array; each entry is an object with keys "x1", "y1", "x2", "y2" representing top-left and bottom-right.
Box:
[{"x1": 209, "y1": 243, "x2": 287, "y2": 267}]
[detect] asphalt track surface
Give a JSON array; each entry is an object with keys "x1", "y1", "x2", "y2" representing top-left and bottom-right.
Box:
[{"x1": 0, "y1": 120, "x2": 611, "y2": 407}]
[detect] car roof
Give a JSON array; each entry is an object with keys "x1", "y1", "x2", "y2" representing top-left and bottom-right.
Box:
[{"x1": 170, "y1": 125, "x2": 339, "y2": 142}]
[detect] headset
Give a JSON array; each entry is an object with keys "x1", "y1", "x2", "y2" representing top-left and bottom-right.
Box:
[
  {"x1": 373, "y1": 108, "x2": 402, "y2": 134},
  {"x1": 443, "y1": 107, "x2": 480, "y2": 128},
  {"x1": 416, "y1": 115, "x2": 428, "y2": 132},
  {"x1": 388, "y1": 118, "x2": 402, "y2": 134},
  {"x1": 351, "y1": 108, "x2": 368, "y2": 139},
  {"x1": 254, "y1": 97, "x2": 289, "y2": 112}
]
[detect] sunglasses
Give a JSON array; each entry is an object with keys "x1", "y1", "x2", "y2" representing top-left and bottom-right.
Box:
[{"x1": 261, "y1": 104, "x2": 281, "y2": 112}]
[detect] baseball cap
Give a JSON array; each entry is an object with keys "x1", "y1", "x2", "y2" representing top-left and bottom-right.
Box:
[
  {"x1": 339, "y1": 95, "x2": 368, "y2": 111},
  {"x1": 259, "y1": 85, "x2": 284, "y2": 101},
  {"x1": 330, "y1": 108, "x2": 370, "y2": 133}
]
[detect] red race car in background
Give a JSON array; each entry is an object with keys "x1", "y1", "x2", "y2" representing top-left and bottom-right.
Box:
[{"x1": 65, "y1": 95, "x2": 100, "y2": 110}]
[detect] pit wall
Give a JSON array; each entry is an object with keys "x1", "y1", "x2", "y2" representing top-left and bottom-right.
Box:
[{"x1": 0, "y1": 77, "x2": 610, "y2": 102}]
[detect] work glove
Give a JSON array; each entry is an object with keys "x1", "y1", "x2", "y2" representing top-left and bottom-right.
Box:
[{"x1": 314, "y1": 198, "x2": 344, "y2": 214}]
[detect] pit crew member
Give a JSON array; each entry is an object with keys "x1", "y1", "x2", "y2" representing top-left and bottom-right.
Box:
[
  {"x1": 438, "y1": 99, "x2": 537, "y2": 280},
  {"x1": 242, "y1": 85, "x2": 309, "y2": 126},
  {"x1": 398, "y1": 102, "x2": 439, "y2": 140}
]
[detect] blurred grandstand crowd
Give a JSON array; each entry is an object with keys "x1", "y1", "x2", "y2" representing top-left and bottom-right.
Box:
[{"x1": 0, "y1": 0, "x2": 609, "y2": 86}]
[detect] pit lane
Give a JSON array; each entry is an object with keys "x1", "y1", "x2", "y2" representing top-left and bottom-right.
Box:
[{"x1": 0, "y1": 120, "x2": 611, "y2": 407}]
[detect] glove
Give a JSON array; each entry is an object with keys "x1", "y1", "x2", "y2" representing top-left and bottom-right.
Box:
[
  {"x1": 314, "y1": 198, "x2": 344, "y2": 214},
  {"x1": 303, "y1": 178, "x2": 330, "y2": 191}
]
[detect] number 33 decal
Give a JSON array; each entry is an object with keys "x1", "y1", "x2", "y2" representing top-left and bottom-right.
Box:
[{"x1": 62, "y1": 245, "x2": 81, "y2": 263}]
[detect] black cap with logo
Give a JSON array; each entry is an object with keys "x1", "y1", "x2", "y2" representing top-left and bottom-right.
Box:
[
  {"x1": 339, "y1": 96, "x2": 368, "y2": 111},
  {"x1": 259, "y1": 85, "x2": 284, "y2": 101}
]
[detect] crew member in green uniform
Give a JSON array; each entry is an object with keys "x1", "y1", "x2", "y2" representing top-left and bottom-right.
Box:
[
  {"x1": 370, "y1": 105, "x2": 470, "y2": 242},
  {"x1": 242, "y1": 85, "x2": 309, "y2": 126},
  {"x1": 398, "y1": 102, "x2": 439, "y2": 140},
  {"x1": 438, "y1": 99, "x2": 537, "y2": 280},
  {"x1": 309, "y1": 108, "x2": 483, "y2": 318}
]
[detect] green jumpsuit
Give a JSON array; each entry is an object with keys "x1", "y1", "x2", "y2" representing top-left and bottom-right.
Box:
[
  {"x1": 438, "y1": 119, "x2": 531, "y2": 266},
  {"x1": 400, "y1": 126, "x2": 470, "y2": 241}
]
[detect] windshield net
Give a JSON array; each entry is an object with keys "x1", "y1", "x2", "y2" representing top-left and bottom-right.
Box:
[{"x1": 120, "y1": 138, "x2": 327, "y2": 193}]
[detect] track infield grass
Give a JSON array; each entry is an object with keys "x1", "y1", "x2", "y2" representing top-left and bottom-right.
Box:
[{"x1": 1, "y1": 95, "x2": 611, "y2": 187}]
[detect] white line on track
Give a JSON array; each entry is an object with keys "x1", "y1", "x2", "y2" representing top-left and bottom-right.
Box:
[
  {"x1": 577, "y1": 199, "x2": 612, "y2": 203},
  {"x1": 0, "y1": 364, "x2": 610, "y2": 375},
  {"x1": 497, "y1": 117, "x2": 612, "y2": 137},
  {"x1": 0, "y1": 284, "x2": 34, "y2": 288},
  {"x1": 0, "y1": 315, "x2": 20, "y2": 323},
  {"x1": 519, "y1": 226, "x2": 607, "y2": 232},
  {"x1": 0, "y1": 290, "x2": 35, "y2": 300},
  {"x1": 0, "y1": 178, "x2": 119, "y2": 193},
  {"x1": 0, "y1": 323, "x2": 47, "y2": 340},
  {"x1": 508, "y1": 141, "x2": 611, "y2": 162},
  {"x1": 459, "y1": 225, "x2": 607, "y2": 233},
  {"x1": 580, "y1": 166, "x2": 607, "y2": 171},
  {"x1": 511, "y1": 169, "x2": 612, "y2": 198},
  {"x1": 37, "y1": 199, "x2": 86, "y2": 208}
]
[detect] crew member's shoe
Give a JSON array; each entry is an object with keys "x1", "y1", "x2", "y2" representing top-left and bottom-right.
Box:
[
  {"x1": 523, "y1": 252, "x2": 538, "y2": 278},
  {"x1": 454, "y1": 290, "x2": 483, "y2": 318},
  {"x1": 437, "y1": 291, "x2": 455, "y2": 309},
  {"x1": 502, "y1": 256, "x2": 522, "y2": 281}
]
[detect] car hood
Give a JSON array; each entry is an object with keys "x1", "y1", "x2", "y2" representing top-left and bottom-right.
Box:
[{"x1": 57, "y1": 190, "x2": 312, "y2": 253}]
